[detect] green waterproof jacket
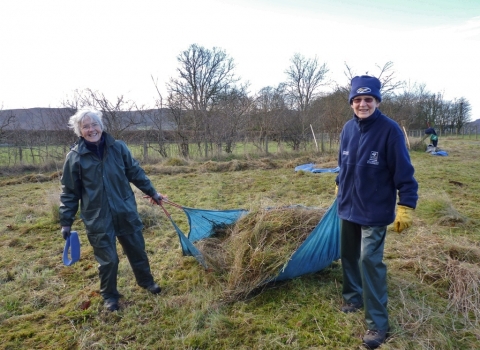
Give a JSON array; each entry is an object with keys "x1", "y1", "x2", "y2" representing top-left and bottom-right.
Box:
[{"x1": 59, "y1": 132, "x2": 157, "y2": 236}]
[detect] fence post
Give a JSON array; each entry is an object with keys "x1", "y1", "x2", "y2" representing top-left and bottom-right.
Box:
[
  {"x1": 143, "y1": 141, "x2": 148, "y2": 162},
  {"x1": 309, "y1": 124, "x2": 318, "y2": 152}
]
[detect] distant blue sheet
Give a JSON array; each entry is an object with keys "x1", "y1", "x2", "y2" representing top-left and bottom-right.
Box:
[
  {"x1": 431, "y1": 151, "x2": 448, "y2": 156},
  {"x1": 295, "y1": 163, "x2": 340, "y2": 173}
]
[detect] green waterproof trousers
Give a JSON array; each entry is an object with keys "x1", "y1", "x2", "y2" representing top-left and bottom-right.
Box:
[
  {"x1": 340, "y1": 219, "x2": 389, "y2": 331},
  {"x1": 89, "y1": 229, "x2": 155, "y2": 301}
]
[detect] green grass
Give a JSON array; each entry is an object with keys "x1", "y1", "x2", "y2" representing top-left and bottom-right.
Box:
[{"x1": 1, "y1": 138, "x2": 480, "y2": 349}]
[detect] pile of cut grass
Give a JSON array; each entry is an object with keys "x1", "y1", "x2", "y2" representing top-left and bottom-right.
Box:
[{"x1": 196, "y1": 206, "x2": 326, "y2": 301}]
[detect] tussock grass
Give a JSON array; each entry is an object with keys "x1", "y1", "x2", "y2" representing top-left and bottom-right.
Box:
[
  {"x1": 410, "y1": 140, "x2": 427, "y2": 152},
  {"x1": 164, "y1": 157, "x2": 188, "y2": 166},
  {"x1": 0, "y1": 160, "x2": 64, "y2": 177},
  {"x1": 402, "y1": 229, "x2": 480, "y2": 323},
  {"x1": 197, "y1": 158, "x2": 282, "y2": 173},
  {"x1": 1, "y1": 137, "x2": 480, "y2": 349}
]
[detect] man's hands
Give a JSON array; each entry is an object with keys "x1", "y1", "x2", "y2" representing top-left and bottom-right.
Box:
[
  {"x1": 393, "y1": 205, "x2": 414, "y2": 233},
  {"x1": 61, "y1": 226, "x2": 71, "y2": 240}
]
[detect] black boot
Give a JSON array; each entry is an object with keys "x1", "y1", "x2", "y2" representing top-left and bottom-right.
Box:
[
  {"x1": 104, "y1": 298, "x2": 119, "y2": 312},
  {"x1": 362, "y1": 329, "x2": 388, "y2": 349},
  {"x1": 145, "y1": 283, "x2": 162, "y2": 294}
]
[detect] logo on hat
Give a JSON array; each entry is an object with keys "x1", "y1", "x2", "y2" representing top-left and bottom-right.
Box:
[{"x1": 356, "y1": 87, "x2": 372, "y2": 93}]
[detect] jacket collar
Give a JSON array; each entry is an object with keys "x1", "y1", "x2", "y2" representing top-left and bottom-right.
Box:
[
  {"x1": 354, "y1": 109, "x2": 381, "y2": 130},
  {"x1": 76, "y1": 132, "x2": 115, "y2": 155}
]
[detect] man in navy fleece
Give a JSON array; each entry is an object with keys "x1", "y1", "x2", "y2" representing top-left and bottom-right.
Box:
[{"x1": 335, "y1": 75, "x2": 418, "y2": 349}]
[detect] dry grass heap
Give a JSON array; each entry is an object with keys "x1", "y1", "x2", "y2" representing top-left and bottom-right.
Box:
[
  {"x1": 391, "y1": 222, "x2": 480, "y2": 326},
  {"x1": 196, "y1": 206, "x2": 326, "y2": 301}
]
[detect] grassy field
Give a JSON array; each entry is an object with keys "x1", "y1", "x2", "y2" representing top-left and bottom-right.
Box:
[{"x1": 0, "y1": 138, "x2": 479, "y2": 349}]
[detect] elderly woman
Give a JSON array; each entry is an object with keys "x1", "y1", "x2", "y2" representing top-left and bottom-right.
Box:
[
  {"x1": 336, "y1": 76, "x2": 418, "y2": 349},
  {"x1": 59, "y1": 108, "x2": 164, "y2": 312}
]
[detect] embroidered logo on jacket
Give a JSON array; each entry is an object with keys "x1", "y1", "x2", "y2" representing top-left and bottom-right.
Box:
[
  {"x1": 342, "y1": 151, "x2": 349, "y2": 156},
  {"x1": 367, "y1": 151, "x2": 379, "y2": 165},
  {"x1": 356, "y1": 87, "x2": 372, "y2": 93}
]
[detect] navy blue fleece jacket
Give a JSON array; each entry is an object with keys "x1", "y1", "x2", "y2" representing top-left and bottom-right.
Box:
[{"x1": 336, "y1": 109, "x2": 418, "y2": 226}]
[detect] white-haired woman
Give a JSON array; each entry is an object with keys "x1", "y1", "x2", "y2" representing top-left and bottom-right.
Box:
[{"x1": 59, "y1": 108, "x2": 165, "y2": 312}]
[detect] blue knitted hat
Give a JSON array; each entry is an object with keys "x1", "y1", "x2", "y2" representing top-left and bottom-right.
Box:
[{"x1": 349, "y1": 75, "x2": 382, "y2": 104}]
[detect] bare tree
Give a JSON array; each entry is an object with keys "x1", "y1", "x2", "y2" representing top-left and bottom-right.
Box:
[
  {"x1": 0, "y1": 106, "x2": 19, "y2": 166},
  {"x1": 375, "y1": 61, "x2": 405, "y2": 98},
  {"x1": 212, "y1": 85, "x2": 251, "y2": 154},
  {"x1": 452, "y1": 98, "x2": 471, "y2": 132},
  {"x1": 419, "y1": 92, "x2": 444, "y2": 130},
  {"x1": 62, "y1": 89, "x2": 144, "y2": 140},
  {"x1": 285, "y1": 53, "x2": 329, "y2": 113},
  {"x1": 167, "y1": 92, "x2": 194, "y2": 158},
  {"x1": 343, "y1": 61, "x2": 404, "y2": 100},
  {"x1": 379, "y1": 82, "x2": 429, "y2": 128},
  {"x1": 311, "y1": 88, "x2": 351, "y2": 149},
  {"x1": 167, "y1": 44, "x2": 240, "y2": 157},
  {"x1": 284, "y1": 53, "x2": 329, "y2": 150},
  {"x1": 250, "y1": 85, "x2": 288, "y2": 152},
  {"x1": 146, "y1": 76, "x2": 171, "y2": 158},
  {"x1": 0, "y1": 105, "x2": 16, "y2": 144},
  {"x1": 434, "y1": 97, "x2": 471, "y2": 134}
]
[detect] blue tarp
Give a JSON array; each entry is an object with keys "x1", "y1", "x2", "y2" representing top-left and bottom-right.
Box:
[
  {"x1": 431, "y1": 151, "x2": 448, "y2": 156},
  {"x1": 271, "y1": 199, "x2": 340, "y2": 282},
  {"x1": 168, "y1": 200, "x2": 340, "y2": 281},
  {"x1": 167, "y1": 207, "x2": 247, "y2": 268},
  {"x1": 295, "y1": 163, "x2": 340, "y2": 173}
]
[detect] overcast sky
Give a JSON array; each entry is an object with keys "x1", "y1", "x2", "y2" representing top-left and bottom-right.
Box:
[{"x1": 1, "y1": 0, "x2": 479, "y2": 119}]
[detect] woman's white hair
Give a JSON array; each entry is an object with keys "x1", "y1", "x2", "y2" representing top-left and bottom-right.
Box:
[{"x1": 68, "y1": 108, "x2": 105, "y2": 137}]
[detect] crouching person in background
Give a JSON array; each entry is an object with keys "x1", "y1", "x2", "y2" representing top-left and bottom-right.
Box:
[
  {"x1": 424, "y1": 127, "x2": 439, "y2": 151},
  {"x1": 59, "y1": 108, "x2": 165, "y2": 312}
]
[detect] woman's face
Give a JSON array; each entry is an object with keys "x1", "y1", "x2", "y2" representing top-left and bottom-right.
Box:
[
  {"x1": 351, "y1": 95, "x2": 380, "y2": 119},
  {"x1": 80, "y1": 116, "x2": 102, "y2": 144}
]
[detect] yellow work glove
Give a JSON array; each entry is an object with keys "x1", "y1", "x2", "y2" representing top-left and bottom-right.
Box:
[{"x1": 393, "y1": 205, "x2": 414, "y2": 233}]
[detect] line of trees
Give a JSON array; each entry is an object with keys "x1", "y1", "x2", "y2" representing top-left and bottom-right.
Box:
[{"x1": 0, "y1": 44, "x2": 472, "y2": 160}]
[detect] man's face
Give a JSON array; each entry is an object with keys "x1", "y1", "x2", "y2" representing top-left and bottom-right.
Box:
[{"x1": 351, "y1": 95, "x2": 380, "y2": 119}]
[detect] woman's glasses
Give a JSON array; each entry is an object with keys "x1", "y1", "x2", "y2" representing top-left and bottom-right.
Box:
[
  {"x1": 82, "y1": 122, "x2": 99, "y2": 131},
  {"x1": 352, "y1": 97, "x2": 375, "y2": 104}
]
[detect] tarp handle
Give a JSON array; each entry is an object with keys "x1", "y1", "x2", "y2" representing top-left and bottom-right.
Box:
[
  {"x1": 142, "y1": 196, "x2": 184, "y2": 210},
  {"x1": 162, "y1": 198, "x2": 183, "y2": 209}
]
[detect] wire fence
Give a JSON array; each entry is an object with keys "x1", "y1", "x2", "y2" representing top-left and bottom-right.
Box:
[
  {"x1": 406, "y1": 126, "x2": 479, "y2": 139},
  {"x1": 1, "y1": 127, "x2": 478, "y2": 168},
  {"x1": 0, "y1": 134, "x2": 339, "y2": 168}
]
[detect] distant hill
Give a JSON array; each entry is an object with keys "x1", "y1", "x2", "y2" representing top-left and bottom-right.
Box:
[
  {"x1": 0, "y1": 108, "x2": 175, "y2": 131},
  {"x1": 466, "y1": 119, "x2": 480, "y2": 128},
  {"x1": 0, "y1": 108, "x2": 73, "y2": 130}
]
